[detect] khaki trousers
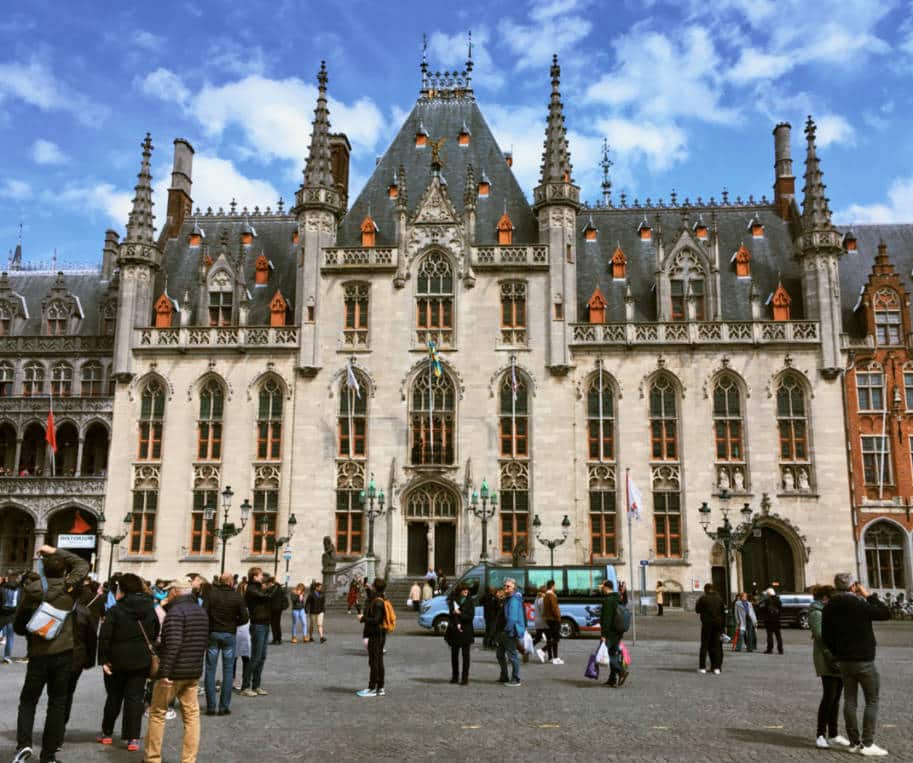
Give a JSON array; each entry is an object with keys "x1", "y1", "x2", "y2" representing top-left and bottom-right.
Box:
[{"x1": 144, "y1": 678, "x2": 200, "y2": 763}]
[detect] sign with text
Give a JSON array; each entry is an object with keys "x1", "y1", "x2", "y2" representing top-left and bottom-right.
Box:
[{"x1": 57, "y1": 534, "x2": 96, "y2": 549}]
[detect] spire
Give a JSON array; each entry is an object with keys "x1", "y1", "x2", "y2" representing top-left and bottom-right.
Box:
[
  {"x1": 539, "y1": 54, "x2": 573, "y2": 185},
  {"x1": 801, "y1": 115, "x2": 834, "y2": 232},
  {"x1": 302, "y1": 61, "x2": 334, "y2": 190},
  {"x1": 600, "y1": 138, "x2": 612, "y2": 206},
  {"x1": 125, "y1": 133, "x2": 155, "y2": 244}
]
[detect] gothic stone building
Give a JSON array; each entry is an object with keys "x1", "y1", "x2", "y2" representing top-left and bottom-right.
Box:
[{"x1": 2, "y1": 54, "x2": 911, "y2": 603}]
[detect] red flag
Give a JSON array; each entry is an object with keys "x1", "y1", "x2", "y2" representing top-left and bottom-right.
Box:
[
  {"x1": 46, "y1": 409, "x2": 57, "y2": 453},
  {"x1": 70, "y1": 510, "x2": 91, "y2": 534}
]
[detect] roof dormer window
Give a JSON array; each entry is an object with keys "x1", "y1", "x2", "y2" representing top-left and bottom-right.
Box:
[
  {"x1": 188, "y1": 221, "x2": 205, "y2": 247},
  {"x1": 611, "y1": 245, "x2": 627, "y2": 280},
  {"x1": 241, "y1": 220, "x2": 256, "y2": 246},
  {"x1": 768, "y1": 282, "x2": 791, "y2": 321},
  {"x1": 478, "y1": 170, "x2": 491, "y2": 198},
  {"x1": 416, "y1": 121, "x2": 428, "y2": 147},
  {"x1": 748, "y1": 214, "x2": 764, "y2": 238},
  {"x1": 458, "y1": 121, "x2": 471, "y2": 146},
  {"x1": 638, "y1": 217, "x2": 652, "y2": 241},
  {"x1": 497, "y1": 212, "x2": 514, "y2": 246},
  {"x1": 844, "y1": 230, "x2": 858, "y2": 252},
  {"x1": 360, "y1": 215, "x2": 378, "y2": 247},
  {"x1": 154, "y1": 293, "x2": 174, "y2": 328},
  {"x1": 587, "y1": 286, "x2": 607, "y2": 324},
  {"x1": 693, "y1": 217, "x2": 708, "y2": 240},
  {"x1": 270, "y1": 290, "x2": 288, "y2": 327},
  {"x1": 583, "y1": 216, "x2": 598, "y2": 242},
  {"x1": 732, "y1": 243, "x2": 751, "y2": 278},
  {"x1": 255, "y1": 253, "x2": 270, "y2": 286}
]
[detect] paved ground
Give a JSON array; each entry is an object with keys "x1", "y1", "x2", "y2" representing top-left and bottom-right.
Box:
[{"x1": 1, "y1": 612, "x2": 911, "y2": 762}]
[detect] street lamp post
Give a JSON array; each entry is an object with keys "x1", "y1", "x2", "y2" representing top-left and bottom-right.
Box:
[
  {"x1": 359, "y1": 473, "x2": 387, "y2": 580},
  {"x1": 532, "y1": 514, "x2": 571, "y2": 567},
  {"x1": 204, "y1": 486, "x2": 250, "y2": 575},
  {"x1": 97, "y1": 511, "x2": 133, "y2": 580},
  {"x1": 283, "y1": 548, "x2": 292, "y2": 587},
  {"x1": 698, "y1": 493, "x2": 754, "y2": 636},
  {"x1": 267, "y1": 513, "x2": 297, "y2": 578},
  {"x1": 466, "y1": 478, "x2": 498, "y2": 562}
]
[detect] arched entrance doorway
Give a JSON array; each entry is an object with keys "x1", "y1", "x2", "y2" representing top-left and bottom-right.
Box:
[
  {"x1": 740, "y1": 526, "x2": 796, "y2": 593},
  {"x1": 405, "y1": 484, "x2": 458, "y2": 576},
  {"x1": 47, "y1": 506, "x2": 98, "y2": 564},
  {"x1": 0, "y1": 506, "x2": 35, "y2": 572}
]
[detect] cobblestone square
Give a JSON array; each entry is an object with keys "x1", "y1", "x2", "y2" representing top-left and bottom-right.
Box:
[{"x1": 1, "y1": 612, "x2": 910, "y2": 762}]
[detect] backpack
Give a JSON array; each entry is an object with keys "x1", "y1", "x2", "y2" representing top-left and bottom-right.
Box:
[
  {"x1": 613, "y1": 603, "x2": 631, "y2": 634},
  {"x1": 380, "y1": 598, "x2": 397, "y2": 633}
]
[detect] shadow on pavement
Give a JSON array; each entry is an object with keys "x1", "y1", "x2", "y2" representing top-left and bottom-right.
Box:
[
  {"x1": 726, "y1": 727, "x2": 811, "y2": 750},
  {"x1": 655, "y1": 667, "x2": 703, "y2": 673}
]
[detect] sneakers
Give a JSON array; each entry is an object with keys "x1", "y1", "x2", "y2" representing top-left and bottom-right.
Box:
[
  {"x1": 2, "y1": 656, "x2": 12, "y2": 664},
  {"x1": 507, "y1": 679, "x2": 522, "y2": 687},
  {"x1": 96, "y1": 735, "x2": 113, "y2": 745},
  {"x1": 712, "y1": 669, "x2": 721, "y2": 675},
  {"x1": 218, "y1": 708, "x2": 231, "y2": 716},
  {"x1": 698, "y1": 668, "x2": 708, "y2": 674},
  {"x1": 165, "y1": 708, "x2": 177, "y2": 720},
  {"x1": 815, "y1": 736, "x2": 829, "y2": 749},
  {"x1": 320, "y1": 637, "x2": 327, "y2": 643},
  {"x1": 356, "y1": 688, "x2": 377, "y2": 697},
  {"x1": 255, "y1": 688, "x2": 268, "y2": 695},
  {"x1": 551, "y1": 658, "x2": 564, "y2": 665},
  {"x1": 240, "y1": 689, "x2": 257, "y2": 697},
  {"x1": 127, "y1": 739, "x2": 140, "y2": 752},
  {"x1": 291, "y1": 637, "x2": 298, "y2": 644},
  {"x1": 232, "y1": 682, "x2": 242, "y2": 692},
  {"x1": 859, "y1": 744, "x2": 889, "y2": 757},
  {"x1": 12, "y1": 746, "x2": 32, "y2": 762},
  {"x1": 536, "y1": 648, "x2": 547, "y2": 663},
  {"x1": 828, "y1": 736, "x2": 851, "y2": 748},
  {"x1": 376, "y1": 688, "x2": 385, "y2": 696},
  {"x1": 617, "y1": 669, "x2": 629, "y2": 687}
]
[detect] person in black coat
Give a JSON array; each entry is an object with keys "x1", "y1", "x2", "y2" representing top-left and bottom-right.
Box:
[
  {"x1": 445, "y1": 581, "x2": 476, "y2": 685},
  {"x1": 479, "y1": 587, "x2": 500, "y2": 650},
  {"x1": 63, "y1": 581, "x2": 102, "y2": 727},
  {"x1": 97, "y1": 573, "x2": 158, "y2": 748},
  {"x1": 267, "y1": 576, "x2": 288, "y2": 645},
  {"x1": 762, "y1": 587, "x2": 784, "y2": 654},
  {"x1": 695, "y1": 583, "x2": 725, "y2": 674}
]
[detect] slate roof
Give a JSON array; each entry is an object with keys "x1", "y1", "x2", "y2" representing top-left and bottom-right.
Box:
[
  {"x1": 574, "y1": 205, "x2": 803, "y2": 322},
  {"x1": 159, "y1": 215, "x2": 298, "y2": 326},
  {"x1": 337, "y1": 99, "x2": 537, "y2": 247},
  {"x1": 4, "y1": 270, "x2": 111, "y2": 335}
]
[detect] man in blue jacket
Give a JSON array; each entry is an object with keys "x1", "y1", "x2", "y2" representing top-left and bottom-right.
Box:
[{"x1": 496, "y1": 578, "x2": 524, "y2": 687}]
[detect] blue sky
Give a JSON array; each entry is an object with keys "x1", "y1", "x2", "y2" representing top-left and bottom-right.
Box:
[{"x1": 2, "y1": 0, "x2": 913, "y2": 266}]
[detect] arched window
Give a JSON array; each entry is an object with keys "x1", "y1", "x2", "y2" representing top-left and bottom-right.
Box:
[
  {"x1": 22, "y1": 361, "x2": 45, "y2": 397},
  {"x1": 589, "y1": 464, "x2": 616, "y2": 558},
  {"x1": 343, "y1": 283, "x2": 369, "y2": 347},
  {"x1": 587, "y1": 370, "x2": 614, "y2": 462},
  {"x1": 191, "y1": 466, "x2": 218, "y2": 555},
  {"x1": 197, "y1": 379, "x2": 224, "y2": 461},
  {"x1": 410, "y1": 369, "x2": 455, "y2": 465},
  {"x1": 0, "y1": 362, "x2": 14, "y2": 397},
  {"x1": 864, "y1": 522, "x2": 907, "y2": 590},
  {"x1": 649, "y1": 374, "x2": 678, "y2": 460},
  {"x1": 130, "y1": 466, "x2": 158, "y2": 555},
  {"x1": 50, "y1": 362, "x2": 72, "y2": 397},
  {"x1": 777, "y1": 373, "x2": 812, "y2": 491},
  {"x1": 873, "y1": 289, "x2": 901, "y2": 346},
  {"x1": 416, "y1": 252, "x2": 454, "y2": 347},
  {"x1": 0, "y1": 421, "x2": 17, "y2": 472},
  {"x1": 208, "y1": 270, "x2": 233, "y2": 327},
  {"x1": 650, "y1": 373, "x2": 682, "y2": 559},
  {"x1": 499, "y1": 461, "x2": 529, "y2": 556},
  {"x1": 138, "y1": 380, "x2": 165, "y2": 460},
  {"x1": 81, "y1": 362, "x2": 104, "y2": 397},
  {"x1": 713, "y1": 374, "x2": 746, "y2": 491},
  {"x1": 0, "y1": 301, "x2": 11, "y2": 335},
  {"x1": 338, "y1": 373, "x2": 367, "y2": 459},
  {"x1": 499, "y1": 370, "x2": 528, "y2": 459},
  {"x1": 45, "y1": 300, "x2": 69, "y2": 335},
  {"x1": 500, "y1": 281, "x2": 527, "y2": 346},
  {"x1": 256, "y1": 378, "x2": 283, "y2": 460},
  {"x1": 335, "y1": 462, "x2": 364, "y2": 556}
]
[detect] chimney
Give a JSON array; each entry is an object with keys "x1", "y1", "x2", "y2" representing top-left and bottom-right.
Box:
[
  {"x1": 102, "y1": 229, "x2": 119, "y2": 279},
  {"x1": 162, "y1": 138, "x2": 195, "y2": 241},
  {"x1": 772, "y1": 122, "x2": 795, "y2": 221},
  {"x1": 329, "y1": 133, "x2": 351, "y2": 210}
]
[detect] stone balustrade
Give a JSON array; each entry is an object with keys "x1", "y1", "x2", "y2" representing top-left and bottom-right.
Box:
[
  {"x1": 135, "y1": 326, "x2": 299, "y2": 351},
  {"x1": 473, "y1": 245, "x2": 549, "y2": 268},
  {"x1": 322, "y1": 248, "x2": 396, "y2": 271},
  {"x1": 570, "y1": 320, "x2": 820, "y2": 347}
]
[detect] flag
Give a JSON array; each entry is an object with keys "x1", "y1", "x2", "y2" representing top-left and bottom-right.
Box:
[
  {"x1": 427, "y1": 340, "x2": 443, "y2": 378},
  {"x1": 46, "y1": 406, "x2": 57, "y2": 453},
  {"x1": 69, "y1": 509, "x2": 91, "y2": 534},
  {"x1": 627, "y1": 473, "x2": 643, "y2": 520},
  {"x1": 346, "y1": 359, "x2": 361, "y2": 399}
]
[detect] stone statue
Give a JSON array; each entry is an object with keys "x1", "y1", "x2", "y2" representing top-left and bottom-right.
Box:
[
  {"x1": 783, "y1": 468, "x2": 795, "y2": 492},
  {"x1": 429, "y1": 136, "x2": 446, "y2": 168},
  {"x1": 511, "y1": 537, "x2": 528, "y2": 566},
  {"x1": 797, "y1": 468, "x2": 809, "y2": 491},
  {"x1": 321, "y1": 536, "x2": 336, "y2": 570},
  {"x1": 733, "y1": 468, "x2": 744, "y2": 491},
  {"x1": 718, "y1": 468, "x2": 731, "y2": 491}
]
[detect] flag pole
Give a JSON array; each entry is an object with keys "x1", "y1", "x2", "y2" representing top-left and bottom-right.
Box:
[
  {"x1": 428, "y1": 349, "x2": 434, "y2": 462},
  {"x1": 626, "y1": 467, "x2": 636, "y2": 645}
]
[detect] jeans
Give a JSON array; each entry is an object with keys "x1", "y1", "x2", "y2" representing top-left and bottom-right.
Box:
[
  {"x1": 496, "y1": 633, "x2": 520, "y2": 682},
  {"x1": 16, "y1": 650, "x2": 73, "y2": 758},
  {"x1": 735, "y1": 622, "x2": 756, "y2": 652},
  {"x1": 247, "y1": 623, "x2": 270, "y2": 691},
  {"x1": 144, "y1": 678, "x2": 200, "y2": 763},
  {"x1": 2, "y1": 619, "x2": 14, "y2": 658},
  {"x1": 817, "y1": 675, "x2": 844, "y2": 739},
  {"x1": 700, "y1": 623, "x2": 723, "y2": 670},
  {"x1": 291, "y1": 610, "x2": 307, "y2": 639},
  {"x1": 367, "y1": 633, "x2": 386, "y2": 690},
  {"x1": 839, "y1": 661, "x2": 880, "y2": 747},
  {"x1": 204, "y1": 632, "x2": 236, "y2": 712},
  {"x1": 102, "y1": 668, "x2": 148, "y2": 740}
]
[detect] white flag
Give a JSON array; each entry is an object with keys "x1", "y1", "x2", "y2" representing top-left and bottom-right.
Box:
[
  {"x1": 346, "y1": 359, "x2": 361, "y2": 399},
  {"x1": 627, "y1": 473, "x2": 643, "y2": 520}
]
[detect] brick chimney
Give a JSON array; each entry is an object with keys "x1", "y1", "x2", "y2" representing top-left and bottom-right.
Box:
[
  {"x1": 772, "y1": 122, "x2": 795, "y2": 220},
  {"x1": 329, "y1": 133, "x2": 351, "y2": 211},
  {"x1": 161, "y1": 138, "x2": 194, "y2": 241},
  {"x1": 102, "y1": 229, "x2": 119, "y2": 280}
]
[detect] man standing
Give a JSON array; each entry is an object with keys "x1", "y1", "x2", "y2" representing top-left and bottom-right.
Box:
[
  {"x1": 357, "y1": 577, "x2": 388, "y2": 697},
  {"x1": 599, "y1": 579, "x2": 627, "y2": 687},
  {"x1": 13, "y1": 544, "x2": 89, "y2": 763},
  {"x1": 304, "y1": 581, "x2": 326, "y2": 644},
  {"x1": 696, "y1": 582, "x2": 725, "y2": 675},
  {"x1": 763, "y1": 586, "x2": 784, "y2": 654},
  {"x1": 241, "y1": 567, "x2": 272, "y2": 696},
  {"x1": 267, "y1": 575, "x2": 287, "y2": 645},
  {"x1": 496, "y1": 578, "x2": 524, "y2": 687},
  {"x1": 144, "y1": 576, "x2": 209, "y2": 763},
  {"x1": 822, "y1": 572, "x2": 891, "y2": 756},
  {"x1": 204, "y1": 572, "x2": 248, "y2": 716}
]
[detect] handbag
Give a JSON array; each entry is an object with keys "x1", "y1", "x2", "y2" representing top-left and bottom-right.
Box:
[
  {"x1": 25, "y1": 559, "x2": 75, "y2": 641},
  {"x1": 584, "y1": 651, "x2": 600, "y2": 680},
  {"x1": 137, "y1": 621, "x2": 160, "y2": 678}
]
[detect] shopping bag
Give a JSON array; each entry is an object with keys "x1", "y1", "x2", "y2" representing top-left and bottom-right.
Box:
[
  {"x1": 521, "y1": 630, "x2": 535, "y2": 656},
  {"x1": 619, "y1": 640, "x2": 631, "y2": 669},
  {"x1": 595, "y1": 641, "x2": 610, "y2": 667},
  {"x1": 584, "y1": 651, "x2": 600, "y2": 680}
]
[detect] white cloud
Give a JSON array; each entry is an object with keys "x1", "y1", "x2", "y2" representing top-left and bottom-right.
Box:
[
  {"x1": 727, "y1": 48, "x2": 792, "y2": 83},
  {"x1": 139, "y1": 67, "x2": 190, "y2": 106},
  {"x1": 0, "y1": 58, "x2": 107, "y2": 125},
  {"x1": 133, "y1": 30, "x2": 164, "y2": 51},
  {"x1": 57, "y1": 183, "x2": 131, "y2": 227},
  {"x1": 837, "y1": 176, "x2": 913, "y2": 224},
  {"x1": 595, "y1": 117, "x2": 688, "y2": 172},
  {"x1": 0, "y1": 179, "x2": 32, "y2": 199},
  {"x1": 503, "y1": 0, "x2": 593, "y2": 70},
  {"x1": 187, "y1": 155, "x2": 281, "y2": 212},
  {"x1": 31, "y1": 139, "x2": 67, "y2": 165},
  {"x1": 427, "y1": 29, "x2": 503, "y2": 89},
  {"x1": 483, "y1": 103, "x2": 545, "y2": 194},
  {"x1": 814, "y1": 114, "x2": 855, "y2": 148}
]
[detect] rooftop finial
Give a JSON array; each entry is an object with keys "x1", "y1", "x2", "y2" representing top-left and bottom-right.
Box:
[
  {"x1": 317, "y1": 59, "x2": 327, "y2": 92},
  {"x1": 600, "y1": 139, "x2": 613, "y2": 206},
  {"x1": 536, "y1": 54, "x2": 576, "y2": 193},
  {"x1": 125, "y1": 132, "x2": 156, "y2": 244},
  {"x1": 421, "y1": 33, "x2": 429, "y2": 88},
  {"x1": 801, "y1": 114, "x2": 835, "y2": 232},
  {"x1": 299, "y1": 60, "x2": 337, "y2": 195},
  {"x1": 467, "y1": 30, "x2": 473, "y2": 69}
]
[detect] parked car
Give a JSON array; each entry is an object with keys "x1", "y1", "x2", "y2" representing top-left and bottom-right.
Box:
[{"x1": 754, "y1": 592, "x2": 813, "y2": 629}]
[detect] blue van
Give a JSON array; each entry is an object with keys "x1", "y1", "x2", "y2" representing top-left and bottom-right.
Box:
[{"x1": 417, "y1": 563, "x2": 617, "y2": 638}]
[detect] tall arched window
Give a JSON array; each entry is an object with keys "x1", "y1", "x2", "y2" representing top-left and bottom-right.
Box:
[
  {"x1": 0, "y1": 362, "x2": 14, "y2": 397},
  {"x1": 410, "y1": 370, "x2": 455, "y2": 465},
  {"x1": 138, "y1": 380, "x2": 165, "y2": 460},
  {"x1": 587, "y1": 368, "x2": 616, "y2": 558},
  {"x1": 777, "y1": 372, "x2": 812, "y2": 492},
  {"x1": 416, "y1": 252, "x2": 454, "y2": 347},
  {"x1": 587, "y1": 371, "x2": 614, "y2": 462},
  {"x1": 50, "y1": 362, "x2": 72, "y2": 397},
  {"x1": 650, "y1": 375, "x2": 678, "y2": 461},
  {"x1": 338, "y1": 373, "x2": 367, "y2": 459},
  {"x1": 22, "y1": 362, "x2": 45, "y2": 397},
  {"x1": 256, "y1": 378, "x2": 282, "y2": 460},
  {"x1": 650, "y1": 373, "x2": 682, "y2": 559},
  {"x1": 864, "y1": 522, "x2": 906, "y2": 590},
  {"x1": 873, "y1": 289, "x2": 901, "y2": 346},
  {"x1": 197, "y1": 379, "x2": 224, "y2": 461},
  {"x1": 713, "y1": 374, "x2": 746, "y2": 491},
  {"x1": 499, "y1": 370, "x2": 528, "y2": 458},
  {"x1": 81, "y1": 362, "x2": 104, "y2": 397}
]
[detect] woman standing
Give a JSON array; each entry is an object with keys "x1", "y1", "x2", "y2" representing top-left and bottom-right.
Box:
[
  {"x1": 305, "y1": 581, "x2": 327, "y2": 643},
  {"x1": 734, "y1": 592, "x2": 758, "y2": 652},
  {"x1": 290, "y1": 584, "x2": 308, "y2": 644},
  {"x1": 445, "y1": 581, "x2": 475, "y2": 685},
  {"x1": 532, "y1": 587, "x2": 548, "y2": 662},
  {"x1": 656, "y1": 581, "x2": 665, "y2": 616},
  {"x1": 408, "y1": 581, "x2": 422, "y2": 612},
  {"x1": 809, "y1": 584, "x2": 851, "y2": 749},
  {"x1": 542, "y1": 579, "x2": 563, "y2": 665}
]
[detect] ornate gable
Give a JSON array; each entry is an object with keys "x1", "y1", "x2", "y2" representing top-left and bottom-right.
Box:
[
  {"x1": 412, "y1": 175, "x2": 459, "y2": 225},
  {"x1": 860, "y1": 240, "x2": 910, "y2": 341}
]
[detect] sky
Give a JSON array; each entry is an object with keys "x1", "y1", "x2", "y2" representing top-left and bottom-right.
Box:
[{"x1": 2, "y1": 0, "x2": 913, "y2": 267}]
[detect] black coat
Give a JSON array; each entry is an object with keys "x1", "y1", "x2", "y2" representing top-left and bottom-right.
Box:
[
  {"x1": 696, "y1": 592, "x2": 725, "y2": 626},
  {"x1": 72, "y1": 603, "x2": 99, "y2": 672},
  {"x1": 305, "y1": 590, "x2": 326, "y2": 615},
  {"x1": 445, "y1": 596, "x2": 475, "y2": 647},
  {"x1": 361, "y1": 594, "x2": 386, "y2": 638},
  {"x1": 764, "y1": 595, "x2": 782, "y2": 625},
  {"x1": 98, "y1": 593, "x2": 159, "y2": 672},
  {"x1": 245, "y1": 582, "x2": 273, "y2": 625},
  {"x1": 269, "y1": 584, "x2": 288, "y2": 613},
  {"x1": 822, "y1": 592, "x2": 890, "y2": 663},
  {"x1": 206, "y1": 584, "x2": 249, "y2": 634},
  {"x1": 157, "y1": 594, "x2": 209, "y2": 681}
]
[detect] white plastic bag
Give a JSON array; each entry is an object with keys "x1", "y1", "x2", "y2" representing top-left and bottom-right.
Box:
[
  {"x1": 595, "y1": 641, "x2": 610, "y2": 667},
  {"x1": 521, "y1": 630, "x2": 535, "y2": 656}
]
